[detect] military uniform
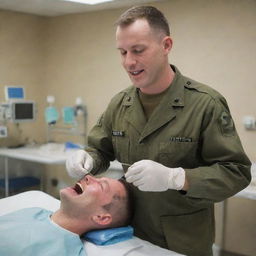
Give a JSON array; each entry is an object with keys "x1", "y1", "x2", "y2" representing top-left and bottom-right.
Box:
[{"x1": 87, "y1": 66, "x2": 251, "y2": 256}]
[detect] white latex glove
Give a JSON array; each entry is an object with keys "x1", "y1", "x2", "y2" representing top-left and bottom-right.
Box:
[
  {"x1": 66, "y1": 150, "x2": 94, "y2": 179},
  {"x1": 125, "y1": 160, "x2": 185, "y2": 191}
]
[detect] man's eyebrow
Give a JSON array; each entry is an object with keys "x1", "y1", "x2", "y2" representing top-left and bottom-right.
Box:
[
  {"x1": 117, "y1": 44, "x2": 145, "y2": 50},
  {"x1": 131, "y1": 44, "x2": 145, "y2": 48}
]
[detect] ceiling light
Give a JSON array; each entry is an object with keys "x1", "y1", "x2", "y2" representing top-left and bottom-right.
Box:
[{"x1": 62, "y1": 0, "x2": 114, "y2": 5}]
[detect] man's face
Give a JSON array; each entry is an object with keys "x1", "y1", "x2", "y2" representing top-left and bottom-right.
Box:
[
  {"x1": 59, "y1": 175, "x2": 126, "y2": 219},
  {"x1": 116, "y1": 19, "x2": 170, "y2": 93}
]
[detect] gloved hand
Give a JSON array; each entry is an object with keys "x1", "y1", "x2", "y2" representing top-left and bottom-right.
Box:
[
  {"x1": 66, "y1": 150, "x2": 94, "y2": 179},
  {"x1": 125, "y1": 160, "x2": 185, "y2": 191}
]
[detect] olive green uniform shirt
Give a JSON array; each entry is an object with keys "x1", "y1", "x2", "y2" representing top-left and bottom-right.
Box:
[
  {"x1": 87, "y1": 66, "x2": 251, "y2": 256},
  {"x1": 138, "y1": 89, "x2": 168, "y2": 120}
]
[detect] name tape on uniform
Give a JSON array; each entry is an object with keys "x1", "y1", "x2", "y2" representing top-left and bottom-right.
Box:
[
  {"x1": 170, "y1": 137, "x2": 192, "y2": 142},
  {"x1": 112, "y1": 131, "x2": 125, "y2": 137}
]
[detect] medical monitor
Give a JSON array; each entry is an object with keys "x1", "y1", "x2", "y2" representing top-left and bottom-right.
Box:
[
  {"x1": 5, "y1": 86, "x2": 25, "y2": 101},
  {"x1": 10, "y1": 101, "x2": 36, "y2": 123}
]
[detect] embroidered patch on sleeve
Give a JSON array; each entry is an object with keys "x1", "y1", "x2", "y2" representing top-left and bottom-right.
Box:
[{"x1": 219, "y1": 111, "x2": 235, "y2": 136}]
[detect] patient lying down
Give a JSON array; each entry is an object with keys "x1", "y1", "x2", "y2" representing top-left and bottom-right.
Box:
[{"x1": 0, "y1": 175, "x2": 132, "y2": 256}]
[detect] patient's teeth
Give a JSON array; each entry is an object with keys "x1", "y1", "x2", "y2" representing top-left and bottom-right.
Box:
[
  {"x1": 74, "y1": 182, "x2": 83, "y2": 194},
  {"x1": 77, "y1": 183, "x2": 83, "y2": 193}
]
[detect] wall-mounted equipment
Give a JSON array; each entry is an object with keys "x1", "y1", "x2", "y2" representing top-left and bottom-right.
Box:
[
  {"x1": 0, "y1": 126, "x2": 7, "y2": 137},
  {"x1": 62, "y1": 106, "x2": 75, "y2": 124},
  {"x1": 4, "y1": 101, "x2": 36, "y2": 123},
  {"x1": 11, "y1": 101, "x2": 35, "y2": 122},
  {"x1": 45, "y1": 96, "x2": 87, "y2": 145},
  {"x1": 5, "y1": 86, "x2": 25, "y2": 101},
  {"x1": 45, "y1": 96, "x2": 59, "y2": 125},
  {"x1": 243, "y1": 116, "x2": 256, "y2": 130}
]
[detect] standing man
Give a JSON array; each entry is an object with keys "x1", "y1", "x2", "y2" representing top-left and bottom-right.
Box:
[{"x1": 66, "y1": 6, "x2": 251, "y2": 256}]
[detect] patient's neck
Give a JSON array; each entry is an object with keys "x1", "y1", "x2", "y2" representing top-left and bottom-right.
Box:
[{"x1": 51, "y1": 210, "x2": 89, "y2": 235}]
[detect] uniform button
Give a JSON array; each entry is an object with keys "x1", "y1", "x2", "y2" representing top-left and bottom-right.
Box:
[
  {"x1": 186, "y1": 81, "x2": 191, "y2": 85},
  {"x1": 127, "y1": 97, "x2": 131, "y2": 101},
  {"x1": 174, "y1": 98, "x2": 180, "y2": 103}
]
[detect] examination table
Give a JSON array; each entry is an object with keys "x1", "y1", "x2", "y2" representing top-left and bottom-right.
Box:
[{"x1": 0, "y1": 190, "x2": 184, "y2": 256}]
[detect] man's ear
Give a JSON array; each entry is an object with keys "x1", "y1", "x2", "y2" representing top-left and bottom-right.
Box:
[
  {"x1": 162, "y1": 36, "x2": 173, "y2": 54},
  {"x1": 92, "y1": 213, "x2": 112, "y2": 226}
]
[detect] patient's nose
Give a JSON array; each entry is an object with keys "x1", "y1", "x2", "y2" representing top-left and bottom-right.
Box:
[{"x1": 84, "y1": 175, "x2": 98, "y2": 184}]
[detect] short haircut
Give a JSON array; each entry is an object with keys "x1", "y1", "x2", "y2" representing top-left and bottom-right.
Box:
[
  {"x1": 115, "y1": 6, "x2": 170, "y2": 36},
  {"x1": 102, "y1": 178, "x2": 133, "y2": 228}
]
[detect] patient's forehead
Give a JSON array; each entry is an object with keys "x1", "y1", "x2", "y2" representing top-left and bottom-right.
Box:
[{"x1": 102, "y1": 177, "x2": 125, "y2": 195}]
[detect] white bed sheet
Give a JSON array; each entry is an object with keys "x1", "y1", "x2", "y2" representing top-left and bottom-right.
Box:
[{"x1": 0, "y1": 191, "x2": 184, "y2": 256}]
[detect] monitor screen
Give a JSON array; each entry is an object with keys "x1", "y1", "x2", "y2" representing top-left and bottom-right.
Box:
[
  {"x1": 12, "y1": 101, "x2": 35, "y2": 122},
  {"x1": 5, "y1": 86, "x2": 25, "y2": 100}
]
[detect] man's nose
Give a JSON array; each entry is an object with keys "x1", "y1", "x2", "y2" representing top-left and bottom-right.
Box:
[
  {"x1": 85, "y1": 175, "x2": 98, "y2": 183},
  {"x1": 123, "y1": 52, "x2": 136, "y2": 67}
]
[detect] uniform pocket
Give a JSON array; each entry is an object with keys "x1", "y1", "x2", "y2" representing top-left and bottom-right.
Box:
[
  {"x1": 158, "y1": 141, "x2": 199, "y2": 167},
  {"x1": 112, "y1": 136, "x2": 130, "y2": 164},
  {"x1": 160, "y1": 209, "x2": 214, "y2": 256}
]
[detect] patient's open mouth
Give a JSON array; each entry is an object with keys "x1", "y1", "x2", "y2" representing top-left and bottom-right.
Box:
[{"x1": 74, "y1": 182, "x2": 83, "y2": 194}]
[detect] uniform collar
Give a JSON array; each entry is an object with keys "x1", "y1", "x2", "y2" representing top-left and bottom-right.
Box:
[
  {"x1": 121, "y1": 65, "x2": 187, "y2": 141},
  {"x1": 122, "y1": 65, "x2": 186, "y2": 108},
  {"x1": 168, "y1": 65, "x2": 185, "y2": 107}
]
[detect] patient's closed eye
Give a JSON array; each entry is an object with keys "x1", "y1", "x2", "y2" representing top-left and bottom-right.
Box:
[{"x1": 100, "y1": 180, "x2": 110, "y2": 192}]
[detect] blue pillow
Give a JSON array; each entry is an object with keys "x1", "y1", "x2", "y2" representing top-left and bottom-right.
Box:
[{"x1": 82, "y1": 226, "x2": 134, "y2": 245}]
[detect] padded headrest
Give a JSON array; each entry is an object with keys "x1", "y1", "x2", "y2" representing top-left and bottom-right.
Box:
[{"x1": 82, "y1": 226, "x2": 134, "y2": 245}]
